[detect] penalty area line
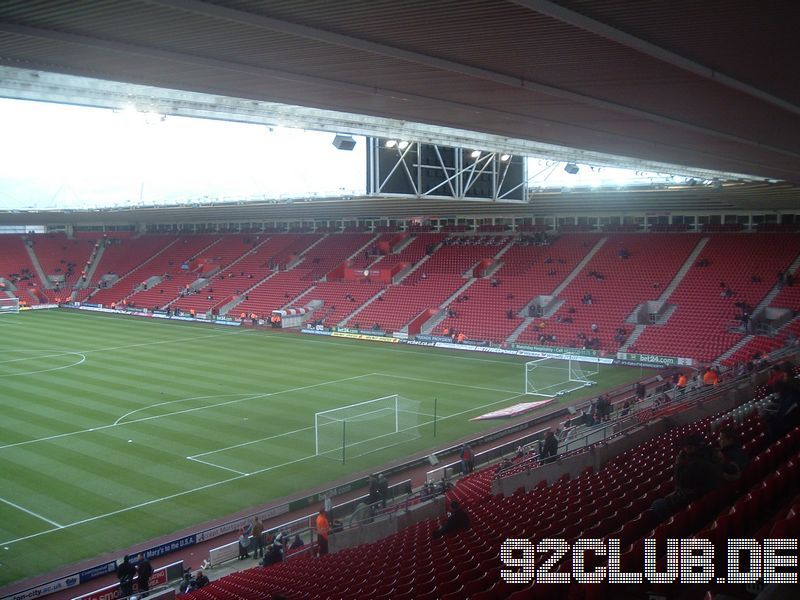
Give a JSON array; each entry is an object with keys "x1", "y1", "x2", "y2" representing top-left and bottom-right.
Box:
[
  {"x1": 186, "y1": 456, "x2": 249, "y2": 476},
  {"x1": 0, "y1": 496, "x2": 63, "y2": 528},
  {"x1": 1, "y1": 453, "x2": 320, "y2": 547}
]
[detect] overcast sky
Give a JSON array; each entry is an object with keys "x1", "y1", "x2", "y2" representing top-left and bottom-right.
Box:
[
  {"x1": 0, "y1": 98, "x2": 366, "y2": 210},
  {"x1": 0, "y1": 98, "x2": 684, "y2": 211}
]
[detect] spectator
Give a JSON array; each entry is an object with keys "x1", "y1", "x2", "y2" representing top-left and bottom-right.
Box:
[
  {"x1": 251, "y1": 517, "x2": 265, "y2": 559},
  {"x1": 377, "y1": 473, "x2": 389, "y2": 508},
  {"x1": 316, "y1": 510, "x2": 331, "y2": 556},
  {"x1": 116, "y1": 555, "x2": 136, "y2": 598},
  {"x1": 702, "y1": 367, "x2": 719, "y2": 386},
  {"x1": 368, "y1": 474, "x2": 380, "y2": 504},
  {"x1": 290, "y1": 534, "x2": 304, "y2": 550},
  {"x1": 136, "y1": 554, "x2": 153, "y2": 597},
  {"x1": 651, "y1": 433, "x2": 724, "y2": 522},
  {"x1": 178, "y1": 571, "x2": 196, "y2": 594},
  {"x1": 762, "y1": 363, "x2": 800, "y2": 438},
  {"x1": 194, "y1": 571, "x2": 210, "y2": 589},
  {"x1": 460, "y1": 444, "x2": 475, "y2": 473},
  {"x1": 431, "y1": 500, "x2": 470, "y2": 538},
  {"x1": 539, "y1": 430, "x2": 558, "y2": 463},
  {"x1": 718, "y1": 426, "x2": 749, "y2": 477},
  {"x1": 237, "y1": 527, "x2": 250, "y2": 559},
  {"x1": 261, "y1": 537, "x2": 284, "y2": 567}
]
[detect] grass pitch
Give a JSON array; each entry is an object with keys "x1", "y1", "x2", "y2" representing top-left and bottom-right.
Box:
[{"x1": 0, "y1": 310, "x2": 646, "y2": 587}]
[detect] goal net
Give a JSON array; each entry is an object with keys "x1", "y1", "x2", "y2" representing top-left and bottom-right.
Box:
[
  {"x1": 0, "y1": 297, "x2": 19, "y2": 316},
  {"x1": 525, "y1": 357, "x2": 599, "y2": 397},
  {"x1": 315, "y1": 395, "x2": 425, "y2": 462}
]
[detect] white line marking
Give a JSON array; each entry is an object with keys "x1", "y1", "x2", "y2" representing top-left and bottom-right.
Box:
[
  {"x1": 0, "y1": 496, "x2": 63, "y2": 528},
  {"x1": 0, "y1": 453, "x2": 319, "y2": 547},
  {"x1": 188, "y1": 424, "x2": 315, "y2": 458},
  {"x1": 113, "y1": 373, "x2": 376, "y2": 426},
  {"x1": 114, "y1": 393, "x2": 256, "y2": 426},
  {"x1": 0, "y1": 352, "x2": 85, "y2": 377},
  {"x1": 0, "y1": 373, "x2": 376, "y2": 450},
  {"x1": 187, "y1": 457, "x2": 248, "y2": 476}
]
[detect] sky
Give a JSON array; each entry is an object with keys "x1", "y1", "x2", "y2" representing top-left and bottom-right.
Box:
[
  {"x1": 0, "y1": 98, "x2": 366, "y2": 210},
  {"x1": 0, "y1": 98, "x2": 689, "y2": 210}
]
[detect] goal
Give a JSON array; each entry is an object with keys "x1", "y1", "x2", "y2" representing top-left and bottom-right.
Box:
[
  {"x1": 0, "y1": 297, "x2": 19, "y2": 316},
  {"x1": 524, "y1": 357, "x2": 598, "y2": 397},
  {"x1": 315, "y1": 395, "x2": 426, "y2": 462}
]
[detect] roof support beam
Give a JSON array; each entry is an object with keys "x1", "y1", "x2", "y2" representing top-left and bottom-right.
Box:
[
  {"x1": 511, "y1": 0, "x2": 800, "y2": 117},
  {"x1": 145, "y1": 0, "x2": 800, "y2": 159}
]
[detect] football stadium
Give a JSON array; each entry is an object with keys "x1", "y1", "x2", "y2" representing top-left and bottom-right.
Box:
[{"x1": 1, "y1": 3, "x2": 799, "y2": 600}]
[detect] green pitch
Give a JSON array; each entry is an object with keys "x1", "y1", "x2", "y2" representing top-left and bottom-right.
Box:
[{"x1": 0, "y1": 310, "x2": 645, "y2": 587}]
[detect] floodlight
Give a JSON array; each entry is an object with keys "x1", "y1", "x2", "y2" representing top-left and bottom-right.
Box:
[
  {"x1": 470, "y1": 150, "x2": 481, "y2": 159},
  {"x1": 500, "y1": 153, "x2": 511, "y2": 162},
  {"x1": 385, "y1": 139, "x2": 397, "y2": 148},
  {"x1": 397, "y1": 140, "x2": 410, "y2": 150}
]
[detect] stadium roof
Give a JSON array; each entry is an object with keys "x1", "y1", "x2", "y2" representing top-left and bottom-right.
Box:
[{"x1": 0, "y1": 0, "x2": 799, "y2": 220}]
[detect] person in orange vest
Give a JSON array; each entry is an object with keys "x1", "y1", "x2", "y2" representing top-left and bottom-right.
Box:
[
  {"x1": 315, "y1": 510, "x2": 330, "y2": 556},
  {"x1": 702, "y1": 367, "x2": 719, "y2": 386},
  {"x1": 250, "y1": 312, "x2": 257, "y2": 325},
  {"x1": 240, "y1": 312, "x2": 246, "y2": 323},
  {"x1": 110, "y1": 301, "x2": 116, "y2": 310},
  {"x1": 676, "y1": 373, "x2": 688, "y2": 389},
  {"x1": 190, "y1": 308, "x2": 196, "y2": 318},
  {"x1": 456, "y1": 332, "x2": 466, "y2": 344}
]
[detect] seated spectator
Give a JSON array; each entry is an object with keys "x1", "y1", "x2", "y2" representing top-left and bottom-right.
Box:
[
  {"x1": 290, "y1": 534, "x2": 304, "y2": 550},
  {"x1": 194, "y1": 571, "x2": 210, "y2": 589},
  {"x1": 717, "y1": 426, "x2": 749, "y2": 477},
  {"x1": 762, "y1": 363, "x2": 800, "y2": 438},
  {"x1": 261, "y1": 538, "x2": 284, "y2": 567},
  {"x1": 620, "y1": 397, "x2": 633, "y2": 416},
  {"x1": 178, "y1": 570, "x2": 198, "y2": 594},
  {"x1": 651, "y1": 433, "x2": 724, "y2": 522},
  {"x1": 431, "y1": 501, "x2": 469, "y2": 538}
]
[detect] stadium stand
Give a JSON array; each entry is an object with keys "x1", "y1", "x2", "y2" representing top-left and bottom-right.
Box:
[
  {"x1": 87, "y1": 236, "x2": 179, "y2": 306},
  {"x1": 516, "y1": 233, "x2": 701, "y2": 352},
  {"x1": 233, "y1": 270, "x2": 317, "y2": 318},
  {"x1": 110, "y1": 235, "x2": 222, "y2": 308},
  {"x1": 634, "y1": 233, "x2": 800, "y2": 362},
  {"x1": 0, "y1": 235, "x2": 41, "y2": 295},
  {"x1": 10, "y1": 231, "x2": 800, "y2": 362},
  {"x1": 434, "y1": 233, "x2": 601, "y2": 343},
  {"x1": 302, "y1": 280, "x2": 386, "y2": 327},
  {"x1": 28, "y1": 233, "x2": 94, "y2": 291},
  {"x1": 182, "y1": 388, "x2": 800, "y2": 600}
]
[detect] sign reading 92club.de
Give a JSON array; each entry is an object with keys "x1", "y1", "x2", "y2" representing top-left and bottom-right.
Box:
[{"x1": 501, "y1": 538, "x2": 799, "y2": 584}]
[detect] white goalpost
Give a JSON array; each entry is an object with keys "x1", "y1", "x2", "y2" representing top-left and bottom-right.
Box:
[
  {"x1": 315, "y1": 394, "x2": 426, "y2": 462},
  {"x1": 525, "y1": 357, "x2": 599, "y2": 397},
  {"x1": 0, "y1": 297, "x2": 20, "y2": 316}
]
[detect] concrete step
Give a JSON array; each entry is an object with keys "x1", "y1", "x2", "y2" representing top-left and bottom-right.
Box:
[
  {"x1": 658, "y1": 237, "x2": 709, "y2": 302},
  {"x1": 551, "y1": 236, "x2": 608, "y2": 297}
]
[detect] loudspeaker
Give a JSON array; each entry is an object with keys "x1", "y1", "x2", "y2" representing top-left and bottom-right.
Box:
[
  {"x1": 332, "y1": 135, "x2": 356, "y2": 151},
  {"x1": 564, "y1": 162, "x2": 579, "y2": 175},
  {"x1": 427, "y1": 454, "x2": 439, "y2": 466}
]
